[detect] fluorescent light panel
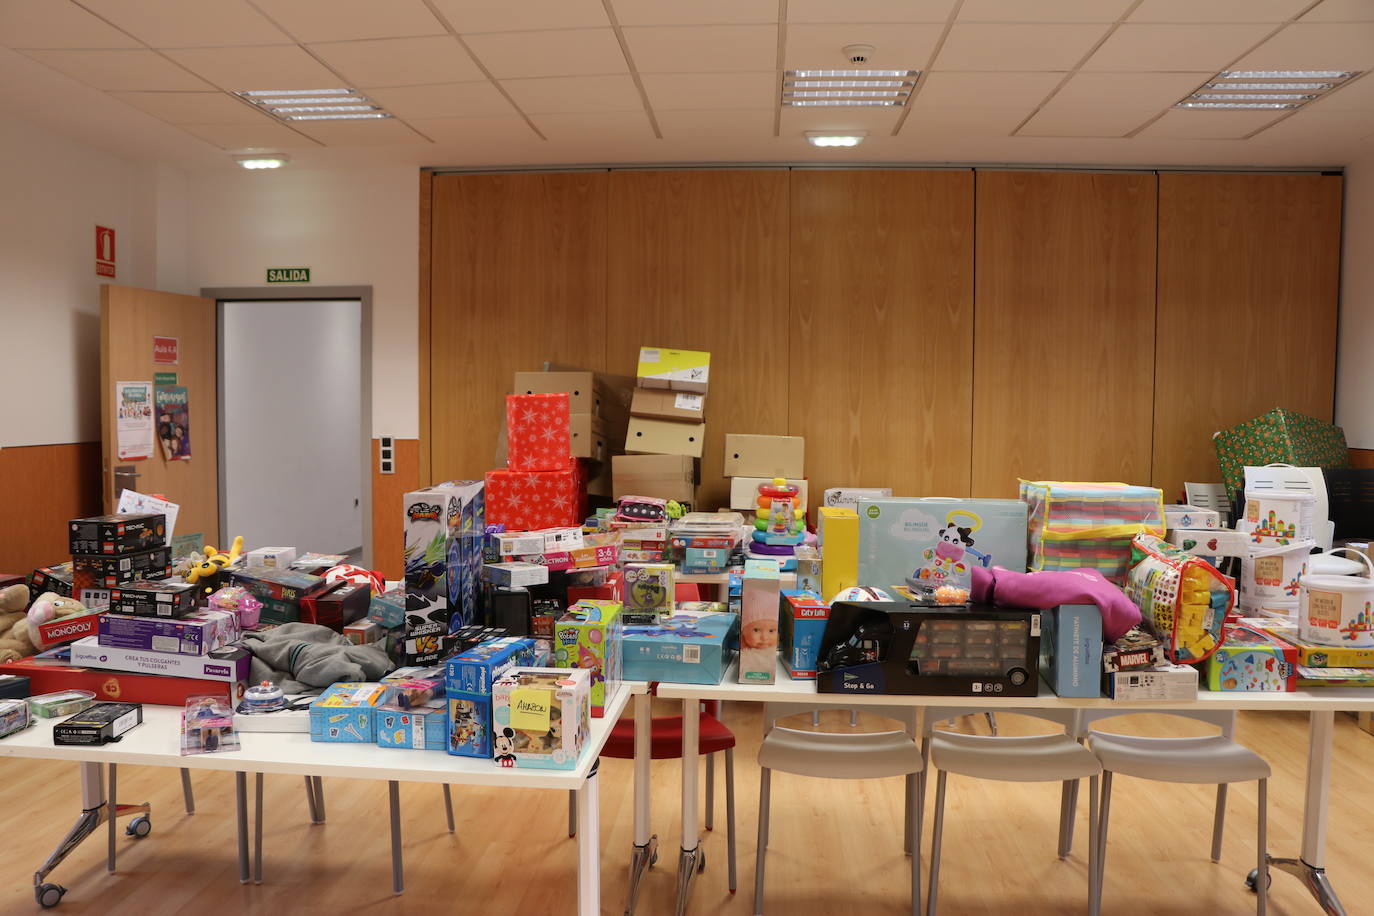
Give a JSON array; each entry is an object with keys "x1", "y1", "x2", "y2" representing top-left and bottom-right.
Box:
[
  {"x1": 782, "y1": 69, "x2": 919, "y2": 107},
  {"x1": 806, "y1": 131, "x2": 866, "y2": 147},
  {"x1": 1175, "y1": 69, "x2": 1359, "y2": 111},
  {"x1": 236, "y1": 87, "x2": 393, "y2": 121}
]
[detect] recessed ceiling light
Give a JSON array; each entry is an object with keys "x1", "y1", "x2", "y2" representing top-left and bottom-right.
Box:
[
  {"x1": 1191, "y1": 93, "x2": 1315, "y2": 101},
  {"x1": 1176, "y1": 101, "x2": 1299, "y2": 109},
  {"x1": 233, "y1": 153, "x2": 289, "y2": 169},
  {"x1": 782, "y1": 69, "x2": 919, "y2": 107},
  {"x1": 806, "y1": 131, "x2": 867, "y2": 147},
  {"x1": 1220, "y1": 70, "x2": 1354, "y2": 80},
  {"x1": 1175, "y1": 69, "x2": 1360, "y2": 111},
  {"x1": 1205, "y1": 81, "x2": 1331, "y2": 91},
  {"x1": 236, "y1": 88, "x2": 393, "y2": 122}
]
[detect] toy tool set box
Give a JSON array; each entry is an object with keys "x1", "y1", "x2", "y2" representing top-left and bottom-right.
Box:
[
  {"x1": 72, "y1": 546, "x2": 172, "y2": 591},
  {"x1": 309, "y1": 683, "x2": 389, "y2": 743},
  {"x1": 856, "y1": 498, "x2": 1029, "y2": 589},
  {"x1": 622, "y1": 610, "x2": 740, "y2": 685},
  {"x1": 779, "y1": 590, "x2": 831, "y2": 680},
  {"x1": 53, "y1": 702, "x2": 143, "y2": 746},
  {"x1": 492, "y1": 667, "x2": 591, "y2": 770},
  {"x1": 108, "y1": 581, "x2": 197, "y2": 618},
  {"x1": 68, "y1": 513, "x2": 166, "y2": 556},
  {"x1": 98, "y1": 609, "x2": 239, "y2": 656},
  {"x1": 815, "y1": 600, "x2": 1041, "y2": 697},
  {"x1": 552, "y1": 600, "x2": 622, "y2": 716}
]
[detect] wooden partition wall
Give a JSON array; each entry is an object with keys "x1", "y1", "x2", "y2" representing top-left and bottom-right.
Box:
[{"x1": 424, "y1": 168, "x2": 1342, "y2": 504}]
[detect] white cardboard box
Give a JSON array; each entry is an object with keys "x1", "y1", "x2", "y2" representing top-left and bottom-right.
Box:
[
  {"x1": 1105, "y1": 663, "x2": 1198, "y2": 700},
  {"x1": 1167, "y1": 528, "x2": 1250, "y2": 558},
  {"x1": 246, "y1": 546, "x2": 297, "y2": 569},
  {"x1": 69, "y1": 636, "x2": 250, "y2": 683},
  {"x1": 1163, "y1": 506, "x2": 1220, "y2": 531}
]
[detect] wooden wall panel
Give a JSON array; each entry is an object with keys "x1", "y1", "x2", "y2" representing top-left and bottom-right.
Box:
[
  {"x1": 0, "y1": 443, "x2": 101, "y2": 575},
  {"x1": 429, "y1": 172, "x2": 609, "y2": 483},
  {"x1": 972, "y1": 171, "x2": 1158, "y2": 497},
  {"x1": 1352, "y1": 449, "x2": 1374, "y2": 470},
  {"x1": 1153, "y1": 173, "x2": 1342, "y2": 499},
  {"x1": 790, "y1": 170, "x2": 975, "y2": 499},
  {"x1": 605, "y1": 170, "x2": 790, "y2": 509},
  {"x1": 371, "y1": 438, "x2": 419, "y2": 580}
]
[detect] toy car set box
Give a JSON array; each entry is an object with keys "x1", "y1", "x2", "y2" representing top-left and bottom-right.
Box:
[{"x1": 68, "y1": 513, "x2": 166, "y2": 556}]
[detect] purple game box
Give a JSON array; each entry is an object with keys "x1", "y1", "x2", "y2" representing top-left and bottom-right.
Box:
[{"x1": 97, "y1": 609, "x2": 240, "y2": 657}]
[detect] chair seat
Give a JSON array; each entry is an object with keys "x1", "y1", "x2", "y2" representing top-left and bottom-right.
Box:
[
  {"x1": 931, "y1": 731, "x2": 1101, "y2": 782},
  {"x1": 1088, "y1": 732, "x2": 1272, "y2": 784},
  {"x1": 600, "y1": 714, "x2": 735, "y2": 760},
  {"x1": 759, "y1": 726, "x2": 922, "y2": 779}
]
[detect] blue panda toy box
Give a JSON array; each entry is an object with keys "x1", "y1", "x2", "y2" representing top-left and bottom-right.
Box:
[
  {"x1": 856, "y1": 498, "x2": 1028, "y2": 589},
  {"x1": 621, "y1": 610, "x2": 739, "y2": 685}
]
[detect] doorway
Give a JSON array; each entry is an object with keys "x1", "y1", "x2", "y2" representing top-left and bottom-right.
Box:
[{"x1": 207, "y1": 286, "x2": 372, "y2": 565}]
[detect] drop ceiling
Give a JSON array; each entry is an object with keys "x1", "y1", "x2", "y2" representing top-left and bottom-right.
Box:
[{"x1": 0, "y1": 0, "x2": 1370, "y2": 171}]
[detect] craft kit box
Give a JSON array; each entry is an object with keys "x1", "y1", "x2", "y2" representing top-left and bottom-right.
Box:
[
  {"x1": 724, "y1": 434, "x2": 805, "y2": 479},
  {"x1": 492, "y1": 667, "x2": 591, "y2": 769},
  {"x1": 740, "y1": 560, "x2": 781, "y2": 684},
  {"x1": 98, "y1": 609, "x2": 239, "y2": 656},
  {"x1": 506, "y1": 392, "x2": 571, "y2": 471},
  {"x1": 553, "y1": 600, "x2": 622, "y2": 716},
  {"x1": 1104, "y1": 664, "x2": 1198, "y2": 700},
  {"x1": 68, "y1": 513, "x2": 166, "y2": 556},
  {"x1": 403, "y1": 480, "x2": 486, "y2": 636},
  {"x1": 376, "y1": 702, "x2": 448, "y2": 750},
  {"x1": 636, "y1": 346, "x2": 710, "y2": 392},
  {"x1": 625, "y1": 417, "x2": 706, "y2": 459},
  {"x1": 1039, "y1": 604, "x2": 1103, "y2": 698},
  {"x1": 1205, "y1": 625, "x2": 1297, "y2": 692},
  {"x1": 0, "y1": 656, "x2": 245, "y2": 707},
  {"x1": 1213, "y1": 408, "x2": 1350, "y2": 496},
  {"x1": 108, "y1": 580, "x2": 197, "y2": 619},
  {"x1": 621, "y1": 610, "x2": 740, "y2": 685},
  {"x1": 630, "y1": 387, "x2": 707, "y2": 422},
  {"x1": 72, "y1": 546, "x2": 172, "y2": 592},
  {"x1": 309, "y1": 683, "x2": 389, "y2": 743},
  {"x1": 71, "y1": 637, "x2": 251, "y2": 684},
  {"x1": 857, "y1": 498, "x2": 1028, "y2": 589},
  {"x1": 779, "y1": 590, "x2": 830, "y2": 680}
]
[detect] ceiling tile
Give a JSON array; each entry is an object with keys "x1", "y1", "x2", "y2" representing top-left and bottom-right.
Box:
[
  {"x1": 785, "y1": 23, "x2": 942, "y2": 69},
  {"x1": 528, "y1": 109, "x2": 655, "y2": 141},
  {"x1": 1301, "y1": 0, "x2": 1374, "y2": 21},
  {"x1": 640, "y1": 71, "x2": 776, "y2": 109},
  {"x1": 501, "y1": 74, "x2": 643, "y2": 113},
  {"x1": 1083, "y1": 23, "x2": 1274, "y2": 71},
  {"x1": 76, "y1": 0, "x2": 290, "y2": 48},
  {"x1": 430, "y1": 0, "x2": 608, "y2": 32},
  {"x1": 1139, "y1": 107, "x2": 1285, "y2": 138},
  {"x1": 622, "y1": 25, "x2": 777, "y2": 73},
  {"x1": 110, "y1": 90, "x2": 274, "y2": 124},
  {"x1": 897, "y1": 105, "x2": 1029, "y2": 136},
  {"x1": 1128, "y1": 0, "x2": 1311, "y2": 22},
  {"x1": 787, "y1": 0, "x2": 955, "y2": 23},
  {"x1": 365, "y1": 81, "x2": 512, "y2": 118},
  {"x1": 933, "y1": 24, "x2": 1110, "y2": 70},
  {"x1": 912, "y1": 71, "x2": 1062, "y2": 107},
  {"x1": 294, "y1": 116, "x2": 430, "y2": 145},
  {"x1": 1251, "y1": 105, "x2": 1374, "y2": 143},
  {"x1": 21, "y1": 49, "x2": 212, "y2": 90},
  {"x1": 959, "y1": 0, "x2": 1133, "y2": 22},
  {"x1": 1231, "y1": 22, "x2": 1374, "y2": 70},
  {"x1": 249, "y1": 0, "x2": 445, "y2": 43},
  {"x1": 1019, "y1": 104, "x2": 1157, "y2": 136},
  {"x1": 655, "y1": 107, "x2": 774, "y2": 137},
  {"x1": 309, "y1": 36, "x2": 484, "y2": 87},
  {"x1": 779, "y1": 104, "x2": 902, "y2": 134},
  {"x1": 613, "y1": 0, "x2": 776, "y2": 26},
  {"x1": 179, "y1": 120, "x2": 317, "y2": 149},
  {"x1": 1050, "y1": 71, "x2": 1210, "y2": 107},
  {"x1": 464, "y1": 28, "x2": 627, "y2": 79},
  {"x1": 164, "y1": 45, "x2": 340, "y2": 90},
  {"x1": 1304, "y1": 73, "x2": 1374, "y2": 110},
  {"x1": 0, "y1": 0, "x2": 141, "y2": 48},
  {"x1": 405, "y1": 114, "x2": 540, "y2": 145}
]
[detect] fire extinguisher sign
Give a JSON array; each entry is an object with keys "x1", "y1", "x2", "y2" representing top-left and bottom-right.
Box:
[{"x1": 96, "y1": 225, "x2": 116, "y2": 278}]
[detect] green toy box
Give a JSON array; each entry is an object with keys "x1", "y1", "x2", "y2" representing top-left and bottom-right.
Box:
[
  {"x1": 552, "y1": 599, "x2": 622, "y2": 717},
  {"x1": 1214, "y1": 409, "x2": 1349, "y2": 496}
]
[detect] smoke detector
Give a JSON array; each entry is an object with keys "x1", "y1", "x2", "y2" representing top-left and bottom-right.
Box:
[{"x1": 843, "y1": 43, "x2": 876, "y2": 64}]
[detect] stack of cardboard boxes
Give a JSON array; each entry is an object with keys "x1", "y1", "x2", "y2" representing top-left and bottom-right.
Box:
[
  {"x1": 723, "y1": 434, "x2": 807, "y2": 516},
  {"x1": 614, "y1": 347, "x2": 711, "y2": 508},
  {"x1": 509, "y1": 370, "x2": 626, "y2": 499}
]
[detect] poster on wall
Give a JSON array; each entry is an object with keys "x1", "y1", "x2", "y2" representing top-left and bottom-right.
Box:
[
  {"x1": 155, "y1": 384, "x2": 191, "y2": 461},
  {"x1": 116, "y1": 380, "x2": 154, "y2": 460}
]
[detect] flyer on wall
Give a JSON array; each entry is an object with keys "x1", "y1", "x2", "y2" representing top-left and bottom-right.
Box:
[
  {"x1": 155, "y1": 384, "x2": 191, "y2": 460},
  {"x1": 116, "y1": 380, "x2": 154, "y2": 460}
]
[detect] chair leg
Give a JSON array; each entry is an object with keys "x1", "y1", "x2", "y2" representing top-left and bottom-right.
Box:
[
  {"x1": 1088, "y1": 776, "x2": 1101, "y2": 916},
  {"x1": 904, "y1": 773, "x2": 914, "y2": 855},
  {"x1": 725, "y1": 748, "x2": 737, "y2": 894},
  {"x1": 1058, "y1": 780, "x2": 1079, "y2": 859},
  {"x1": 389, "y1": 780, "x2": 403, "y2": 895},
  {"x1": 910, "y1": 770, "x2": 923, "y2": 916},
  {"x1": 754, "y1": 768, "x2": 771, "y2": 916},
  {"x1": 926, "y1": 770, "x2": 948, "y2": 916},
  {"x1": 568, "y1": 790, "x2": 577, "y2": 838},
  {"x1": 850, "y1": 709, "x2": 859, "y2": 727},
  {"x1": 180, "y1": 768, "x2": 195, "y2": 815},
  {"x1": 1097, "y1": 772, "x2": 1113, "y2": 913},
  {"x1": 1212, "y1": 783, "x2": 1228, "y2": 863},
  {"x1": 705, "y1": 753, "x2": 715, "y2": 831},
  {"x1": 303, "y1": 775, "x2": 319, "y2": 824},
  {"x1": 443, "y1": 784, "x2": 455, "y2": 834},
  {"x1": 984, "y1": 712, "x2": 997, "y2": 735},
  {"x1": 1257, "y1": 779, "x2": 1268, "y2": 916}
]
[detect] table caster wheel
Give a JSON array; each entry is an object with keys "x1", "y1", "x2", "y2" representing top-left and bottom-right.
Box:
[
  {"x1": 36, "y1": 884, "x2": 66, "y2": 908},
  {"x1": 1245, "y1": 868, "x2": 1271, "y2": 892},
  {"x1": 126, "y1": 815, "x2": 151, "y2": 838}
]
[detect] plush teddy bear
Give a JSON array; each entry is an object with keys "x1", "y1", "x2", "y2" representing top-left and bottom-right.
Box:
[
  {"x1": 27, "y1": 591, "x2": 89, "y2": 650},
  {"x1": 0, "y1": 583, "x2": 37, "y2": 663}
]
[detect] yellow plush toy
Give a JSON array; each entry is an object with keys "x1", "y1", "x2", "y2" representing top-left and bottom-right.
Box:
[{"x1": 186, "y1": 536, "x2": 245, "y2": 593}]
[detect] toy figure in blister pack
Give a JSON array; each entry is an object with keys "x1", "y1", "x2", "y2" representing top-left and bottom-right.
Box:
[{"x1": 185, "y1": 536, "x2": 244, "y2": 594}]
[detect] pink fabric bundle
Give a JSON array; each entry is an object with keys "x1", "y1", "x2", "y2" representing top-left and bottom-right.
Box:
[{"x1": 971, "y1": 565, "x2": 1141, "y2": 641}]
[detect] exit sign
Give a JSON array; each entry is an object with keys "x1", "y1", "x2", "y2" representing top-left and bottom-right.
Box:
[{"x1": 267, "y1": 267, "x2": 310, "y2": 283}]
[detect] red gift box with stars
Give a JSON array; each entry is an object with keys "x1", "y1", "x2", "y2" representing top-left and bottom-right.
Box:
[
  {"x1": 484, "y1": 462, "x2": 587, "y2": 531},
  {"x1": 506, "y1": 392, "x2": 571, "y2": 471}
]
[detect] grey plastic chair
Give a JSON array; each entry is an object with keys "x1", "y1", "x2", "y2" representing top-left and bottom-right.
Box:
[
  {"x1": 755, "y1": 703, "x2": 923, "y2": 916},
  {"x1": 1081, "y1": 709, "x2": 1270, "y2": 915},
  {"x1": 921, "y1": 707, "x2": 1102, "y2": 916}
]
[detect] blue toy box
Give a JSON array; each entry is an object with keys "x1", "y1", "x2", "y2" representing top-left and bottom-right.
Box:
[
  {"x1": 309, "y1": 682, "x2": 389, "y2": 743},
  {"x1": 856, "y1": 498, "x2": 1029, "y2": 588},
  {"x1": 1039, "y1": 604, "x2": 1104, "y2": 698},
  {"x1": 778, "y1": 589, "x2": 830, "y2": 680},
  {"x1": 445, "y1": 637, "x2": 540, "y2": 758},
  {"x1": 622, "y1": 610, "x2": 739, "y2": 685},
  {"x1": 376, "y1": 701, "x2": 448, "y2": 750}
]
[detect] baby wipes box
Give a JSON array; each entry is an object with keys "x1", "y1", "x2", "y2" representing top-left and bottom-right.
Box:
[{"x1": 857, "y1": 498, "x2": 1029, "y2": 588}]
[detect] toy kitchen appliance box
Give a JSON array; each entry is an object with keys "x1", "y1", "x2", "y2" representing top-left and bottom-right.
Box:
[
  {"x1": 815, "y1": 600, "x2": 1041, "y2": 697},
  {"x1": 402, "y1": 480, "x2": 486, "y2": 637},
  {"x1": 856, "y1": 498, "x2": 1029, "y2": 589},
  {"x1": 621, "y1": 609, "x2": 740, "y2": 685}
]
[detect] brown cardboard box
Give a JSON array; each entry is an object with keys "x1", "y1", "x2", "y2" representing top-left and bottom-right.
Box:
[
  {"x1": 613, "y1": 454, "x2": 698, "y2": 503},
  {"x1": 513, "y1": 371, "x2": 607, "y2": 417},
  {"x1": 569, "y1": 413, "x2": 608, "y2": 460},
  {"x1": 625, "y1": 417, "x2": 706, "y2": 458},
  {"x1": 630, "y1": 387, "x2": 708, "y2": 422},
  {"x1": 724, "y1": 434, "x2": 805, "y2": 478}
]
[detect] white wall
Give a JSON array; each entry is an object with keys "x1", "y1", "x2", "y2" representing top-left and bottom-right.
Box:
[
  {"x1": 1336, "y1": 149, "x2": 1374, "y2": 449},
  {"x1": 185, "y1": 166, "x2": 419, "y2": 439}
]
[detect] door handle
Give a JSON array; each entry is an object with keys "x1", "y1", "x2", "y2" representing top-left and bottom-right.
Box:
[{"x1": 114, "y1": 465, "x2": 141, "y2": 498}]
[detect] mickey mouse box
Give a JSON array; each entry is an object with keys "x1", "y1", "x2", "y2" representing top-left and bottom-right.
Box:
[
  {"x1": 621, "y1": 609, "x2": 739, "y2": 685},
  {"x1": 491, "y1": 667, "x2": 590, "y2": 770}
]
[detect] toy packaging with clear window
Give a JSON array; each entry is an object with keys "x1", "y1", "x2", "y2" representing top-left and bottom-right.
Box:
[
  {"x1": 491, "y1": 667, "x2": 590, "y2": 770},
  {"x1": 181, "y1": 693, "x2": 240, "y2": 755}
]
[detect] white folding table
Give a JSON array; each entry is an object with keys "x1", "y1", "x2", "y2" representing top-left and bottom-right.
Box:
[
  {"x1": 0, "y1": 683, "x2": 631, "y2": 914},
  {"x1": 657, "y1": 659, "x2": 1374, "y2": 916}
]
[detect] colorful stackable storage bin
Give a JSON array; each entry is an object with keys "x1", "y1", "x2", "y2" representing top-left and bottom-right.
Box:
[{"x1": 1021, "y1": 480, "x2": 1165, "y2": 585}]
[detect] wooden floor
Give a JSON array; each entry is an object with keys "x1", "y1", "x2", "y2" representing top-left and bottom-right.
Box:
[{"x1": 1, "y1": 701, "x2": 1372, "y2": 915}]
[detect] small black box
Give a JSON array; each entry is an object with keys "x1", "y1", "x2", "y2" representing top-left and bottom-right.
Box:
[
  {"x1": 29, "y1": 564, "x2": 74, "y2": 601},
  {"x1": 71, "y1": 546, "x2": 172, "y2": 593},
  {"x1": 486, "y1": 585, "x2": 532, "y2": 636},
  {"x1": 53, "y1": 702, "x2": 143, "y2": 746},
  {"x1": 68, "y1": 514, "x2": 166, "y2": 557},
  {"x1": 0, "y1": 674, "x2": 30, "y2": 699},
  {"x1": 108, "y1": 581, "x2": 198, "y2": 618}
]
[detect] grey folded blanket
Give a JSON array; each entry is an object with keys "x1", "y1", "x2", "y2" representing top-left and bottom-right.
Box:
[{"x1": 240, "y1": 622, "x2": 395, "y2": 694}]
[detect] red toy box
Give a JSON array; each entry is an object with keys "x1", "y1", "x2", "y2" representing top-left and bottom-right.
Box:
[
  {"x1": 485, "y1": 463, "x2": 586, "y2": 531},
  {"x1": 506, "y1": 392, "x2": 571, "y2": 471},
  {"x1": 0, "y1": 656, "x2": 246, "y2": 706}
]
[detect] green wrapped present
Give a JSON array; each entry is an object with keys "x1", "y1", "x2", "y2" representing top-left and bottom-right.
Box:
[{"x1": 1213, "y1": 408, "x2": 1349, "y2": 494}]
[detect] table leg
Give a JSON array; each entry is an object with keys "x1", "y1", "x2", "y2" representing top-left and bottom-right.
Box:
[
  {"x1": 626, "y1": 692, "x2": 657, "y2": 916},
  {"x1": 180, "y1": 769, "x2": 195, "y2": 815},
  {"x1": 107, "y1": 763, "x2": 117, "y2": 873},
  {"x1": 389, "y1": 781, "x2": 403, "y2": 896},
  {"x1": 675, "y1": 697, "x2": 703, "y2": 916},
  {"x1": 32, "y1": 763, "x2": 116, "y2": 907},
  {"x1": 577, "y1": 763, "x2": 602, "y2": 916},
  {"x1": 236, "y1": 772, "x2": 249, "y2": 885},
  {"x1": 1263, "y1": 710, "x2": 1347, "y2": 915},
  {"x1": 253, "y1": 773, "x2": 264, "y2": 885}
]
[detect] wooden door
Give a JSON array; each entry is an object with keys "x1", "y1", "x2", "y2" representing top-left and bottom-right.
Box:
[{"x1": 100, "y1": 284, "x2": 220, "y2": 543}]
